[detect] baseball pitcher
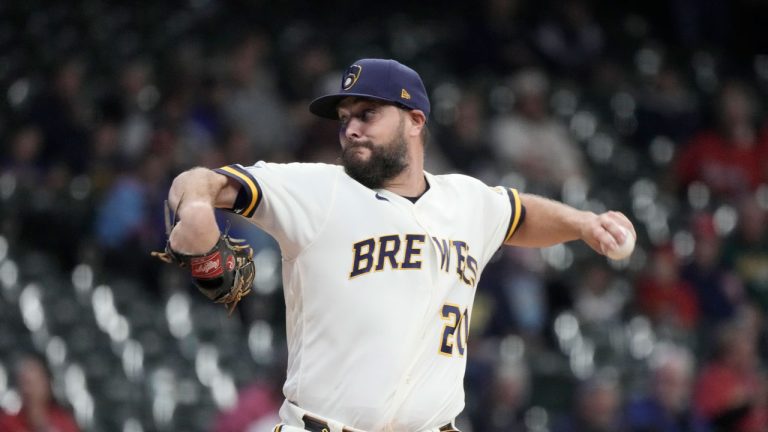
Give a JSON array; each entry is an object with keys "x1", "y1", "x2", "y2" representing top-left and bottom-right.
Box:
[{"x1": 155, "y1": 59, "x2": 635, "y2": 432}]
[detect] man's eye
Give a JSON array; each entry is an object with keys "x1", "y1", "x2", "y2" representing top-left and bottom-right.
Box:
[{"x1": 361, "y1": 109, "x2": 376, "y2": 120}]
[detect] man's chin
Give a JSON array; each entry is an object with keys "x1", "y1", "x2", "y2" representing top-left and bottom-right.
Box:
[
  {"x1": 343, "y1": 161, "x2": 374, "y2": 177},
  {"x1": 343, "y1": 160, "x2": 381, "y2": 188}
]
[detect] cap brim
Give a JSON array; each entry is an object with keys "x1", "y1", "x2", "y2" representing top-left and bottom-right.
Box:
[{"x1": 309, "y1": 93, "x2": 399, "y2": 119}]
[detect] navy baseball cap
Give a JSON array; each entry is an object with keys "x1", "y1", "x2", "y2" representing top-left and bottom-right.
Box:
[{"x1": 309, "y1": 58, "x2": 430, "y2": 121}]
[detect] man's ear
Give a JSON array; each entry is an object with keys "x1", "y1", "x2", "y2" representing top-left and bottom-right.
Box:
[{"x1": 407, "y1": 109, "x2": 427, "y2": 136}]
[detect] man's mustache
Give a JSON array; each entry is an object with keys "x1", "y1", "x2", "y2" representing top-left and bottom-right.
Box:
[
  {"x1": 344, "y1": 140, "x2": 374, "y2": 151},
  {"x1": 341, "y1": 141, "x2": 375, "y2": 161}
]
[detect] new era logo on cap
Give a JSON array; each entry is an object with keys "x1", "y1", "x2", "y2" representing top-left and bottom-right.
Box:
[{"x1": 309, "y1": 58, "x2": 430, "y2": 120}]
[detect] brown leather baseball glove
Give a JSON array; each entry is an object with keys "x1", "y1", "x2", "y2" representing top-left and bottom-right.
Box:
[{"x1": 151, "y1": 201, "x2": 255, "y2": 315}]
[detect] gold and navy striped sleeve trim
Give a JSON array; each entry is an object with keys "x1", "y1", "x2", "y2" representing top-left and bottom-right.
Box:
[
  {"x1": 213, "y1": 165, "x2": 263, "y2": 218},
  {"x1": 272, "y1": 424, "x2": 284, "y2": 432},
  {"x1": 504, "y1": 188, "x2": 525, "y2": 242}
]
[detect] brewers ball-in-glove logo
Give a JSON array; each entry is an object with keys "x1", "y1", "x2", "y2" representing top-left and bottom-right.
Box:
[{"x1": 342, "y1": 64, "x2": 362, "y2": 90}]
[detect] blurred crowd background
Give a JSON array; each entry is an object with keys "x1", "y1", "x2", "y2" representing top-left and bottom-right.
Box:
[{"x1": 1, "y1": 0, "x2": 768, "y2": 431}]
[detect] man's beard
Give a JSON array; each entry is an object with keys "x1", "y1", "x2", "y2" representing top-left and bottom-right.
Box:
[{"x1": 341, "y1": 128, "x2": 409, "y2": 189}]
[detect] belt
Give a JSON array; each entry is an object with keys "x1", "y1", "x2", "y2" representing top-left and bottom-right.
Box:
[
  {"x1": 302, "y1": 414, "x2": 354, "y2": 432},
  {"x1": 301, "y1": 414, "x2": 459, "y2": 432}
]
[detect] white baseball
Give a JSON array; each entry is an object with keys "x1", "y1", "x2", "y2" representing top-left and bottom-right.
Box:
[{"x1": 606, "y1": 226, "x2": 635, "y2": 260}]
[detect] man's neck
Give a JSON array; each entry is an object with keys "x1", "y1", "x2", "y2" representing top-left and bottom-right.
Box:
[{"x1": 383, "y1": 166, "x2": 427, "y2": 197}]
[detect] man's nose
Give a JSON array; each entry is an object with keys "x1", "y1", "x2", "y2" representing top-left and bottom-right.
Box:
[{"x1": 342, "y1": 118, "x2": 363, "y2": 140}]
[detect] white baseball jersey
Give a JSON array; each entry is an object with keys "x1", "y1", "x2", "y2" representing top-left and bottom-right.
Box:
[{"x1": 214, "y1": 162, "x2": 525, "y2": 432}]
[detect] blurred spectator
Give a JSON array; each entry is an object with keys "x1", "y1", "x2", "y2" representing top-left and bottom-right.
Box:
[
  {"x1": 483, "y1": 248, "x2": 549, "y2": 344},
  {"x1": 681, "y1": 213, "x2": 743, "y2": 328},
  {"x1": 470, "y1": 358, "x2": 530, "y2": 432},
  {"x1": 97, "y1": 59, "x2": 157, "y2": 163},
  {"x1": 85, "y1": 121, "x2": 123, "y2": 199},
  {"x1": 119, "y1": 60, "x2": 157, "y2": 160},
  {"x1": 1, "y1": 126, "x2": 46, "y2": 236},
  {"x1": 552, "y1": 372, "x2": 624, "y2": 432},
  {"x1": 221, "y1": 128, "x2": 258, "y2": 166},
  {"x1": 489, "y1": 68, "x2": 588, "y2": 196},
  {"x1": 532, "y1": 0, "x2": 604, "y2": 78},
  {"x1": 0, "y1": 126, "x2": 42, "y2": 246},
  {"x1": 674, "y1": 80, "x2": 768, "y2": 199},
  {"x1": 94, "y1": 152, "x2": 169, "y2": 284},
  {"x1": 279, "y1": 41, "x2": 335, "y2": 104},
  {"x1": 27, "y1": 57, "x2": 91, "y2": 175},
  {"x1": 694, "y1": 321, "x2": 768, "y2": 432},
  {"x1": 222, "y1": 32, "x2": 297, "y2": 161},
  {"x1": 587, "y1": 60, "x2": 634, "y2": 118},
  {"x1": 2, "y1": 126, "x2": 44, "y2": 189},
  {"x1": 572, "y1": 262, "x2": 629, "y2": 328},
  {"x1": 286, "y1": 42, "x2": 350, "y2": 164},
  {"x1": 624, "y1": 343, "x2": 711, "y2": 432},
  {"x1": 435, "y1": 89, "x2": 497, "y2": 176},
  {"x1": 736, "y1": 302, "x2": 768, "y2": 363},
  {"x1": 455, "y1": 0, "x2": 536, "y2": 75},
  {"x1": 186, "y1": 74, "x2": 228, "y2": 155},
  {"x1": 669, "y1": 0, "x2": 729, "y2": 53},
  {"x1": 10, "y1": 164, "x2": 93, "y2": 271},
  {"x1": 0, "y1": 354, "x2": 79, "y2": 432},
  {"x1": 634, "y1": 65, "x2": 701, "y2": 146},
  {"x1": 722, "y1": 195, "x2": 768, "y2": 311},
  {"x1": 635, "y1": 245, "x2": 700, "y2": 334}
]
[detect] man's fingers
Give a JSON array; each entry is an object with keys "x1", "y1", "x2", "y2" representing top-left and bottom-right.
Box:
[
  {"x1": 582, "y1": 211, "x2": 636, "y2": 256},
  {"x1": 587, "y1": 221, "x2": 617, "y2": 254},
  {"x1": 600, "y1": 211, "x2": 635, "y2": 244},
  {"x1": 597, "y1": 228, "x2": 619, "y2": 254},
  {"x1": 601, "y1": 221, "x2": 628, "y2": 245},
  {"x1": 611, "y1": 211, "x2": 636, "y2": 238},
  {"x1": 589, "y1": 211, "x2": 637, "y2": 256}
]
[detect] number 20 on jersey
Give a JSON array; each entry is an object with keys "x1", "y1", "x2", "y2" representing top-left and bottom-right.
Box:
[{"x1": 439, "y1": 303, "x2": 469, "y2": 357}]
